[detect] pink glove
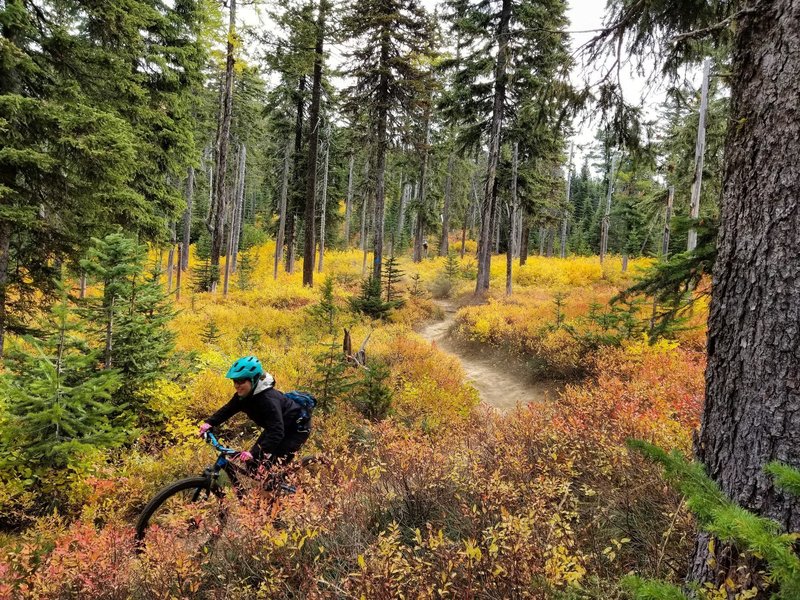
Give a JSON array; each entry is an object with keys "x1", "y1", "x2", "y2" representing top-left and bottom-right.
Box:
[
  {"x1": 238, "y1": 451, "x2": 253, "y2": 462},
  {"x1": 198, "y1": 423, "x2": 212, "y2": 438}
]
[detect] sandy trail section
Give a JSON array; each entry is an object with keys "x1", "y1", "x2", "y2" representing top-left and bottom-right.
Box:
[{"x1": 418, "y1": 302, "x2": 562, "y2": 412}]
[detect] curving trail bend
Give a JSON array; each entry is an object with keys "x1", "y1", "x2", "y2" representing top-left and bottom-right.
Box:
[{"x1": 418, "y1": 302, "x2": 563, "y2": 413}]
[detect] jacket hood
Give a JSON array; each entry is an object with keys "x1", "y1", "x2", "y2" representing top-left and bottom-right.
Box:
[{"x1": 252, "y1": 372, "x2": 275, "y2": 396}]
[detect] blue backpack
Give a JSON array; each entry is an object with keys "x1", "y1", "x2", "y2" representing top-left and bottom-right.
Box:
[{"x1": 284, "y1": 391, "x2": 316, "y2": 433}]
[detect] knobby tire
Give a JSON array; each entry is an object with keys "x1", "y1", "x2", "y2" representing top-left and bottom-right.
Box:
[{"x1": 135, "y1": 476, "x2": 218, "y2": 543}]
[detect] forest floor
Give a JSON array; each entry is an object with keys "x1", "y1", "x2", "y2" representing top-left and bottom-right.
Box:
[{"x1": 417, "y1": 299, "x2": 564, "y2": 412}]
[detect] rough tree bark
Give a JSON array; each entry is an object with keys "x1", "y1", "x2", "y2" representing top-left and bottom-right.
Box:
[
  {"x1": 506, "y1": 142, "x2": 518, "y2": 296},
  {"x1": 519, "y1": 216, "x2": 529, "y2": 265},
  {"x1": 475, "y1": 0, "x2": 511, "y2": 293},
  {"x1": 372, "y1": 28, "x2": 390, "y2": 281},
  {"x1": 689, "y1": 0, "x2": 800, "y2": 585},
  {"x1": 274, "y1": 141, "x2": 290, "y2": 280},
  {"x1": 302, "y1": 0, "x2": 327, "y2": 287},
  {"x1": 343, "y1": 153, "x2": 355, "y2": 247},
  {"x1": 208, "y1": 0, "x2": 236, "y2": 292},
  {"x1": 286, "y1": 77, "x2": 306, "y2": 275},
  {"x1": 687, "y1": 58, "x2": 710, "y2": 253},
  {"x1": 231, "y1": 143, "x2": 246, "y2": 273},
  {"x1": 599, "y1": 154, "x2": 616, "y2": 263},
  {"x1": 182, "y1": 166, "x2": 194, "y2": 271},
  {"x1": 560, "y1": 143, "x2": 573, "y2": 258},
  {"x1": 413, "y1": 112, "x2": 431, "y2": 263},
  {"x1": 396, "y1": 178, "x2": 410, "y2": 246},
  {"x1": 318, "y1": 129, "x2": 330, "y2": 272}
]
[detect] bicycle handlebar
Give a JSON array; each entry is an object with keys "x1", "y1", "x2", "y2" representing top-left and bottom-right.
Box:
[{"x1": 203, "y1": 432, "x2": 241, "y2": 456}]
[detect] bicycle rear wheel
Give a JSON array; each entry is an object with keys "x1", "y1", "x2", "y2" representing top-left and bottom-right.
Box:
[{"x1": 135, "y1": 476, "x2": 226, "y2": 550}]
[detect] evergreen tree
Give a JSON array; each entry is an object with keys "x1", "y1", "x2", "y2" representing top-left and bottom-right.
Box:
[
  {"x1": 382, "y1": 252, "x2": 405, "y2": 303},
  {"x1": 200, "y1": 319, "x2": 222, "y2": 346},
  {"x1": 80, "y1": 234, "x2": 176, "y2": 416},
  {"x1": 341, "y1": 0, "x2": 433, "y2": 280},
  {"x1": 350, "y1": 276, "x2": 398, "y2": 320},
  {"x1": 442, "y1": 0, "x2": 574, "y2": 293},
  {"x1": 0, "y1": 279, "x2": 124, "y2": 511},
  {"x1": 0, "y1": 0, "x2": 209, "y2": 353},
  {"x1": 355, "y1": 361, "x2": 393, "y2": 421},
  {"x1": 309, "y1": 276, "x2": 355, "y2": 411}
]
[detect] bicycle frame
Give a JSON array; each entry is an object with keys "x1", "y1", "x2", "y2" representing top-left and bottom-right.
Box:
[{"x1": 201, "y1": 433, "x2": 248, "y2": 496}]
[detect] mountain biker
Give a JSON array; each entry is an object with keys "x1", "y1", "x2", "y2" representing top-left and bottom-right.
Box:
[{"x1": 197, "y1": 356, "x2": 310, "y2": 474}]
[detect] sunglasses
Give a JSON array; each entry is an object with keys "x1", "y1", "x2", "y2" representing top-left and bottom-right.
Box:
[{"x1": 232, "y1": 378, "x2": 250, "y2": 386}]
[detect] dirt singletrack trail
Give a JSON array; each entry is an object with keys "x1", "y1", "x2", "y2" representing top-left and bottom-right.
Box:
[{"x1": 418, "y1": 301, "x2": 563, "y2": 412}]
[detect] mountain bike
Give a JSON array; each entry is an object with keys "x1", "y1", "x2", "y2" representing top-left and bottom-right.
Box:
[{"x1": 135, "y1": 432, "x2": 315, "y2": 550}]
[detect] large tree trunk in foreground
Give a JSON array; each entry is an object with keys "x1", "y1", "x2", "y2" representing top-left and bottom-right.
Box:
[{"x1": 689, "y1": 0, "x2": 800, "y2": 585}]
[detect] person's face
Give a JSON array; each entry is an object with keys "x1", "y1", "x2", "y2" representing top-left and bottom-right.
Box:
[{"x1": 232, "y1": 378, "x2": 253, "y2": 397}]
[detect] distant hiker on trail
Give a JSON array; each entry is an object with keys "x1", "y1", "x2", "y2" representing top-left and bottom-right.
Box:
[
  {"x1": 198, "y1": 356, "x2": 311, "y2": 474},
  {"x1": 422, "y1": 239, "x2": 429, "y2": 258}
]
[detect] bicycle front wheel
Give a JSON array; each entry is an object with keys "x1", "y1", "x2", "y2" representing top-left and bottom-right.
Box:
[{"x1": 135, "y1": 476, "x2": 226, "y2": 550}]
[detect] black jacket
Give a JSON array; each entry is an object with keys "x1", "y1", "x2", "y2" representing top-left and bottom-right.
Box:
[{"x1": 206, "y1": 387, "x2": 303, "y2": 456}]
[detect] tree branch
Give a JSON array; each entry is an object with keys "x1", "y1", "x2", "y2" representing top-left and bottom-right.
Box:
[{"x1": 671, "y1": 8, "x2": 760, "y2": 44}]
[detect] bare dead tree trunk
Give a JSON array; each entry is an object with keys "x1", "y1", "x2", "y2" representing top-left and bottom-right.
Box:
[
  {"x1": 687, "y1": 58, "x2": 710, "y2": 252},
  {"x1": 506, "y1": 142, "x2": 518, "y2": 295},
  {"x1": 661, "y1": 186, "x2": 674, "y2": 257},
  {"x1": 689, "y1": 2, "x2": 800, "y2": 585},
  {"x1": 362, "y1": 206, "x2": 371, "y2": 277},
  {"x1": 318, "y1": 128, "x2": 330, "y2": 272},
  {"x1": 519, "y1": 217, "x2": 529, "y2": 265},
  {"x1": 222, "y1": 174, "x2": 235, "y2": 296},
  {"x1": 79, "y1": 273, "x2": 87, "y2": 299},
  {"x1": 176, "y1": 245, "x2": 182, "y2": 301},
  {"x1": 231, "y1": 143, "x2": 246, "y2": 273},
  {"x1": 344, "y1": 153, "x2": 355, "y2": 247},
  {"x1": 274, "y1": 141, "x2": 291, "y2": 280},
  {"x1": 492, "y1": 193, "x2": 501, "y2": 255},
  {"x1": 167, "y1": 222, "x2": 176, "y2": 292},
  {"x1": 413, "y1": 116, "x2": 432, "y2": 263},
  {"x1": 440, "y1": 152, "x2": 454, "y2": 256},
  {"x1": 182, "y1": 166, "x2": 194, "y2": 271},
  {"x1": 475, "y1": 0, "x2": 511, "y2": 294},
  {"x1": 560, "y1": 142, "x2": 574, "y2": 258},
  {"x1": 360, "y1": 197, "x2": 368, "y2": 255},
  {"x1": 599, "y1": 154, "x2": 616, "y2": 263},
  {"x1": 396, "y1": 178, "x2": 410, "y2": 246},
  {"x1": 208, "y1": 0, "x2": 236, "y2": 292}
]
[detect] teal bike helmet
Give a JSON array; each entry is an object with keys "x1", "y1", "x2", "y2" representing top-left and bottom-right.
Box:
[{"x1": 225, "y1": 356, "x2": 264, "y2": 384}]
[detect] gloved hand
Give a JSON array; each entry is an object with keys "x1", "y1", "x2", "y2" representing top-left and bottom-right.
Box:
[
  {"x1": 198, "y1": 422, "x2": 212, "y2": 438},
  {"x1": 237, "y1": 450, "x2": 253, "y2": 462}
]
